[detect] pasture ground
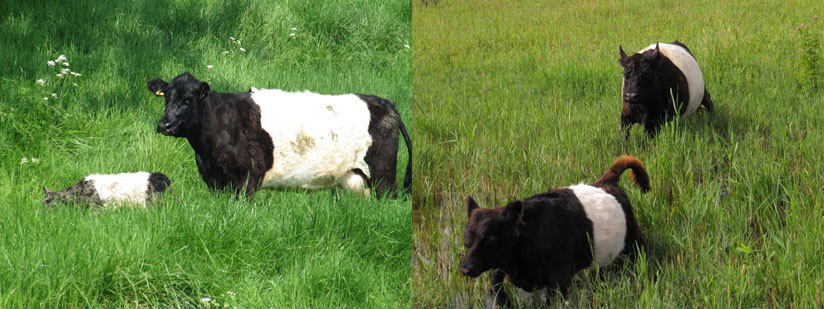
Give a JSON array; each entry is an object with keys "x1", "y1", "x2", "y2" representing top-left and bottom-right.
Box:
[
  {"x1": 413, "y1": 0, "x2": 824, "y2": 307},
  {"x1": 0, "y1": 1, "x2": 410, "y2": 307}
]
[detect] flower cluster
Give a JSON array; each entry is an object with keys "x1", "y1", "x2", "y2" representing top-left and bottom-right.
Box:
[
  {"x1": 38, "y1": 54, "x2": 83, "y2": 100},
  {"x1": 197, "y1": 291, "x2": 237, "y2": 308},
  {"x1": 289, "y1": 27, "x2": 297, "y2": 37},
  {"x1": 20, "y1": 157, "x2": 41, "y2": 165},
  {"x1": 48, "y1": 55, "x2": 81, "y2": 78},
  {"x1": 224, "y1": 36, "x2": 247, "y2": 54},
  {"x1": 795, "y1": 14, "x2": 823, "y2": 91},
  {"x1": 796, "y1": 15, "x2": 819, "y2": 31}
]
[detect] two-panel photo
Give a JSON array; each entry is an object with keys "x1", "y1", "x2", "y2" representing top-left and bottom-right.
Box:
[{"x1": 1, "y1": 0, "x2": 822, "y2": 307}]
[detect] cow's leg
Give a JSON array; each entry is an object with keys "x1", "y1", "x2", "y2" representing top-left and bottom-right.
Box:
[
  {"x1": 545, "y1": 277, "x2": 572, "y2": 306},
  {"x1": 491, "y1": 268, "x2": 510, "y2": 307},
  {"x1": 341, "y1": 169, "x2": 370, "y2": 195},
  {"x1": 701, "y1": 89, "x2": 714, "y2": 113}
]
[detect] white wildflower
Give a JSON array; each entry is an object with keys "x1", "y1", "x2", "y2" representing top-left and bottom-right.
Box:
[
  {"x1": 225, "y1": 291, "x2": 236, "y2": 296},
  {"x1": 20, "y1": 157, "x2": 29, "y2": 164},
  {"x1": 229, "y1": 36, "x2": 236, "y2": 41},
  {"x1": 223, "y1": 50, "x2": 230, "y2": 55},
  {"x1": 235, "y1": 40, "x2": 241, "y2": 45},
  {"x1": 404, "y1": 44, "x2": 410, "y2": 49},
  {"x1": 47, "y1": 61, "x2": 56, "y2": 67},
  {"x1": 56, "y1": 55, "x2": 67, "y2": 63},
  {"x1": 43, "y1": 97, "x2": 49, "y2": 101},
  {"x1": 51, "y1": 93, "x2": 58, "y2": 98},
  {"x1": 31, "y1": 158, "x2": 40, "y2": 164},
  {"x1": 56, "y1": 73, "x2": 64, "y2": 78},
  {"x1": 206, "y1": 65, "x2": 213, "y2": 69},
  {"x1": 200, "y1": 297, "x2": 212, "y2": 302},
  {"x1": 62, "y1": 62, "x2": 70, "y2": 67},
  {"x1": 60, "y1": 68, "x2": 70, "y2": 74},
  {"x1": 72, "y1": 83, "x2": 78, "y2": 87},
  {"x1": 291, "y1": 27, "x2": 297, "y2": 31},
  {"x1": 239, "y1": 47, "x2": 246, "y2": 53},
  {"x1": 289, "y1": 33, "x2": 296, "y2": 37},
  {"x1": 70, "y1": 72, "x2": 81, "y2": 77},
  {"x1": 36, "y1": 79, "x2": 45, "y2": 86}
]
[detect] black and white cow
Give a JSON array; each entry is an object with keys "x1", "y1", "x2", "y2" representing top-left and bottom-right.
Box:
[
  {"x1": 44, "y1": 172, "x2": 171, "y2": 207},
  {"x1": 147, "y1": 72, "x2": 411, "y2": 197},
  {"x1": 459, "y1": 156, "x2": 650, "y2": 306},
  {"x1": 619, "y1": 41, "x2": 714, "y2": 136}
]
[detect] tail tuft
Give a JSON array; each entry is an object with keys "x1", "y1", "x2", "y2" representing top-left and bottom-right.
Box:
[{"x1": 593, "y1": 155, "x2": 650, "y2": 192}]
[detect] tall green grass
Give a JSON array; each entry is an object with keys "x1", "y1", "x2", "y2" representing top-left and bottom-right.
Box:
[
  {"x1": 0, "y1": 0, "x2": 410, "y2": 307},
  {"x1": 413, "y1": 0, "x2": 824, "y2": 307}
]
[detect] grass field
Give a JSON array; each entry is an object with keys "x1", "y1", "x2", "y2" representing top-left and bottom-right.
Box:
[
  {"x1": 413, "y1": 0, "x2": 824, "y2": 307},
  {"x1": 0, "y1": 0, "x2": 410, "y2": 307}
]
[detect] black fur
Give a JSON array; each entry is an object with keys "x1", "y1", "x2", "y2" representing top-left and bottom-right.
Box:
[
  {"x1": 460, "y1": 190, "x2": 595, "y2": 305},
  {"x1": 460, "y1": 157, "x2": 649, "y2": 305},
  {"x1": 147, "y1": 172, "x2": 171, "y2": 196},
  {"x1": 149, "y1": 73, "x2": 274, "y2": 196},
  {"x1": 618, "y1": 41, "x2": 714, "y2": 137},
  {"x1": 44, "y1": 178, "x2": 101, "y2": 207},
  {"x1": 355, "y1": 94, "x2": 412, "y2": 197}
]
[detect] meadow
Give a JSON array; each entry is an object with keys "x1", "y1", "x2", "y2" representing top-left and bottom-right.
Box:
[
  {"x1": 0, "y1": 0, "x2": 410, "y2": 307},
  {"x1": 413, "y1": 0, "x2": 824, "y2": 307}
]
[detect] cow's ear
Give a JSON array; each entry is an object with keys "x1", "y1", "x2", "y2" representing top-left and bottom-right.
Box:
[
  {"x1": 147, "y1": 78, "x2": 168, "y2": 97},
  {"x1": 651, "y1": 43, "x2": 661, "y2": 61},
  {"x1": 619, "y1": 45, "x2": 628, "y2": 64},
  {"x1": 503, "y1": 200, "x2": 524, "y2": 226},
  {"x1": 466, "y1": 195, "x2": 480, "y2": 218},
  {"x1": 199, "y1": 81, "x2": 210, "y2": 99}
]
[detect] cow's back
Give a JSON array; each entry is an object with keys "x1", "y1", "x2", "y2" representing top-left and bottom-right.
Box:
[{"x1": 640, "y1": 43, "x2": 705, "y2": 117}]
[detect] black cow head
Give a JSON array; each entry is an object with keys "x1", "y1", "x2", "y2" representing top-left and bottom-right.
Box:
[
  {"x1": 459, "y1": 196, "x2": 524, "y2": 278},
  {"x1": 618, "y1": 44, "x2": 662, "y2": 126},
  {"x1": 619, "y1": 44, "x2": 662, "y2": 103},
  {"x1": 147, "y1": 72, "x2": 211, "y2": 137}
]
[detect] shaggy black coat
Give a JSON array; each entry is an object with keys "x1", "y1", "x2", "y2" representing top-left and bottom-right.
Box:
[
  {"x1": 619, "y1": 40, "x2": 714, "y2": 137},
  {"x1": 460, "y1": 156, "x2": 650, "y2": 306}
]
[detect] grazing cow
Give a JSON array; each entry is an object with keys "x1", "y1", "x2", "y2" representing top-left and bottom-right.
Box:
[
  {"x1": 619, "y1": 41, "x2": 714, "y2": 137},
  {"x1": 147, "y1": 72, "x2": 411, "y2": 197},
  {"x1": 459, "y1": 156, "x2": 650, "y2": 306},
  {"x1": 44, "y1": 172, "x2": 171, "y2": 207}
]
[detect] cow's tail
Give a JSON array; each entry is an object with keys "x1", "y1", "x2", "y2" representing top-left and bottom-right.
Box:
[
  {"x1": 397, "y1": 111, "x2": 412, "y2": 193},
  {"x1": 379, "y1": 97, "x2": 412, "y2": 194},
  {"x1": 593, "y1": 155, "x2": 650, "y2": 193}
]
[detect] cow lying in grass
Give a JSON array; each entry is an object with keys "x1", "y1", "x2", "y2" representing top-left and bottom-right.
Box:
[
  {"x1": 459, "y1": 156, "x2": 650, "y2": 306},
  {"x1": 619, "y1": 41, "x2": 714, "y2": 137},
  {"x1": 147, "y1": 72, "x2": 411, "y2": 197},
  {"x1": 44, "y1": 172, "x2": 171, "y2": 208}
]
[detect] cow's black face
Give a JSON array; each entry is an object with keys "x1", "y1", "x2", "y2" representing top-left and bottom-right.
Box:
[
  {"x1": 459, "y1": 196, "x2": 521, "y2": 278},
  {"x1": 147, "y1": 72, "x2": 210, "y2": 137},
  {"x1": 619, "y1": 44, "x2": 660, "y2": 107}
]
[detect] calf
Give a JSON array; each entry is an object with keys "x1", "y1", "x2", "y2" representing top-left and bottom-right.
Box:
[
  {"x1": 147, "y1": 72, "x2": 411, "y2": 197},
  {"x1": 459, "y1": 156, "x2": 650, "y2": 306},
  {"x1": 44, "y1": 172, "x2": 171, "y2": 208},
  {"x1": 619, "y1": 41, "x2": 714, "y2": 137}
]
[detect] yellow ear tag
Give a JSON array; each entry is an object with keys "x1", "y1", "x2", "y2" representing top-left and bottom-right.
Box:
[{"x1": 155, "y1": 90, "x2": 165, "y2": 96}]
